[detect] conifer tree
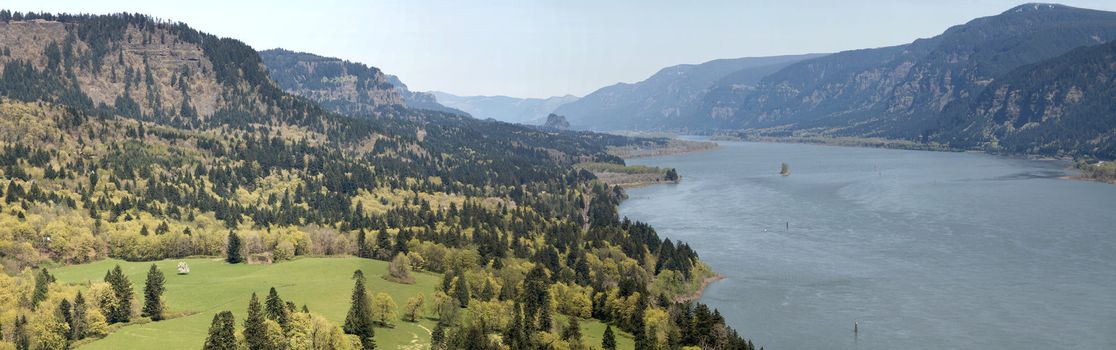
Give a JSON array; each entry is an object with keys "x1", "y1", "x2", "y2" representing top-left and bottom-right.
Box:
[
  {"x1": 452, "y1": 270, "x2": 470, "y2": 308},
  {"x1": 71, "y1": 292, "x2": 88, "y2": 340},
  {"x1": 357, "y1": 229, "x2": 370, "y2": 258},
  {"x1": 226, "y1": 231, "x2": 242, "y2": 263},
  {"x1": 480, "y1": 279, "x2": 495, "y2": 301},
  {"x1": 104, "y1": 265, "x2": 133, "y2": 323},
  {"x1": 602, "y1": 325, "x2": 617, "y2": 350},
  {"x1": 203, "y1": 311, "x2": 237, "y2": 350},
  {"x1": 344, "y1": 270, "x2": 376, "y2": 349},
  {"x1": 265, "y1": 287, "x2": 290, "y2": 329},
  {"x1": 143, "y1": 264, "x2": 165, "y2": 321},
  {"x1": 374, "y1": 229, "x2": 391, "y2": 260},
  {"x1": 563, "y1": 316, "x2": 584, "y2": 350},
  {"x1": 13, "y1": 315, "x2": 29, "y2": 350},
  {"x1": 31, "y1": 267, "x2": 52, "y2": 309},
  {"x1": 243, "y1": 293, "x2": 266, "y2": 350},
  {"x1": 430, "y1": 323, "x2": 445, "y2": 350},
  {"x1": 58, "y1": 298, "x2": 73, "y2": 338}
]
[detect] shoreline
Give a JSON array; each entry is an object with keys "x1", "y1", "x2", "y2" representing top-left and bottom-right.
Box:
[
  {"x1": 706, "y1": 134, "x2": 1113, "y2": 186},
  {"x1": 675, "y1": 274, "x2": 726, "y2": 303}
]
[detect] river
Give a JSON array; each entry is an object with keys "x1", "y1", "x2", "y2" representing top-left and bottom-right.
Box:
[{"x1": 619, "y1": 140, "x2": 1116, "y2": 350}]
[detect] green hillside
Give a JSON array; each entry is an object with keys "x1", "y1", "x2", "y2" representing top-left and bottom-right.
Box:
[{"x1": 49, "y1": 257, "x2": 633, "y2": 349}]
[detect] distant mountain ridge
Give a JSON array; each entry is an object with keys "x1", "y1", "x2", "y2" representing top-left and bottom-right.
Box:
[
  {"x1": 694, "y1": 3, "x2": 1116, "y2": 147},
  {"x1": 559, "y1": 3, "x2": 1116, "y2": 159},
  {"x1": 554, "y1": 53, "x2": 826, "y2": 130},
  {"x1": 430, "y1": 91, "x2": 578, "y2": 124}
]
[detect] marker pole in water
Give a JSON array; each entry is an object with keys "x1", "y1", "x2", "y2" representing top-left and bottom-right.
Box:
[{"x1": 854, "y1": 321, "x2": 859, "y2": 335}]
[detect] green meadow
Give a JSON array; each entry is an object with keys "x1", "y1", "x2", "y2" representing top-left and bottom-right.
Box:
[{"x1": 50, "y1": 257, "x2": 633, "y2": 349}]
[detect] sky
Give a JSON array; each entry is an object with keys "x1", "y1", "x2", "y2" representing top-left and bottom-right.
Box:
[{"x1": 7, "y1": 1, "x2": 1116, "y2": 98}]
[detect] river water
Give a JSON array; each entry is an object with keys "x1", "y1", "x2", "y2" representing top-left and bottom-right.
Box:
[{"x1": 619, "y1": 140, "x2": 1116, "y2": 350}]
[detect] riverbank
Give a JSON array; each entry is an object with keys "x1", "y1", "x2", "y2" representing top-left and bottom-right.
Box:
[
  {"x1": 608, "y1": 137, "x2": 718, "y2": 159},
  {"x1": 674, "y1": 274, "x2": 726, "y2": 303},
  {"x1": 711, "y1": 133, "x2": 1116, "y2": 186},
  {"x1": 575, "y1": 162, "x2": 679, "y2": 187}
]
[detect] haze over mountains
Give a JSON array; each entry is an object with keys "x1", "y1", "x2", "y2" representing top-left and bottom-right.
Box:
[
  {"x1": 524, "y1": 3, "x2": 1116, "y2": 159},
  {"x1": 431, "y1": 91, "x2": 578, "y2": 124},
  {"x1": 553, "y1": 53, "x2": 826, "y2": 130}
]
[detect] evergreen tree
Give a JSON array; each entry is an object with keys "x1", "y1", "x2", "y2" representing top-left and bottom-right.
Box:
[
  {"x1": 142, "y1": 264, "x2": 165, "y2": 321},
  {"x1": 243, "y1": 293, "x2": 267, "y2": 350},
  {"x1": 344, "y1": 270, "x2": 376, "y2": 350},
  {"x1": 265, "y1": 287, "x2": 290, "y2": 329},
  {"x1": 562, "y1": 316, "x2": 584, "y2": 349},
  {"x1": 31, "y1": 267, "x2": 52, "y2": 309},
  {"x1": 521, "y1": 265, "x2": 550, "y2": 331},
  {"x1": 357, "y1": 229, "x2": 371, "y2": 258},
  {"x1": 430, "y1": 323, "x2": 445, "y2": 350},
  {"x1": 539, "y1": 301, "x2": 553, "y2": 332},
  {"x1": 203, "y1": 311, "x2": 237, "y2": 350},
  {"x1": 479, "y1": 279, "x2": 495, "y2": 301},
  {"x1": 374, "y1": 229, "x2": 391, "y2": 260},
  {"x1": 104, "y1": 265, "x2": 133, "y2": 323},
  {"x1": 602, "y1": 325, "x2": 617, "y2": 350},
  {"x1": 71, "y1": 292, "x2": 88, "y2": 340},
  {"x1": 58, "y1": 298, "x2": 73, "y2": 340},
  {"x1": 226, "y1": 231, "x2": 242, "y2": 263},
  {"x1": 13, "y1": 315, "x2": 29, "y2": 350},
  {"x1": 452, "y1": 270, "x2": 470, "y2": 308}
]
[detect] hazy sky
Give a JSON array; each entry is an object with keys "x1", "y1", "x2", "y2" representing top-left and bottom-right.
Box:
[{"x1": 8, "y1": 1, "x2": 1116, "y2": 98}]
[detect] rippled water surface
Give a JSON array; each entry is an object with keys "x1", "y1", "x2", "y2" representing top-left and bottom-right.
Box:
[{"x1": 620, "y1": 141, "x2": 1116, "y2": 350}]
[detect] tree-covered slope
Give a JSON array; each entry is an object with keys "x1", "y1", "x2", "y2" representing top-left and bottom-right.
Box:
[
  {"x1": 698, "y1": 3, "x2": 1116, "y2": 149},
  {"x1": 942, "y1": 39, "x2": 1116, "y2": 159},
  {"x1": 554, "y1": 54, "x2": 823, "y2": 131},
  {"x1": 0, "y1": 10, "x2": 755, "y2": 350}
]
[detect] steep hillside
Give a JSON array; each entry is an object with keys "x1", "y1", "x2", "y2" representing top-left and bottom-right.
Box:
[
  {"x1": 259, "y1": 48, "x2": 465, "y2": 116},
  {"x1": 942, "y1": 39, "x2": 1116, "y2": 158},
  {"x1": 431, "y1": 91, "x2": 578, "y2": 124},
  {"x1": 701, "y1": 3, "x2": 1116, "y2": 142},
  {"x1": 554, "y1": 54, "x2": 824, "y2": 130},
  {"x1": 258, "y1": 48, "x2": 403, "y2": 115}
]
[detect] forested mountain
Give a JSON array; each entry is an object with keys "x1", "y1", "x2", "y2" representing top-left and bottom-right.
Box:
[
  {"x1": 259, "y1": 48, "x2": 466, "y2": 116},
  {"x1": 0, "y1": 10, "x2": 753, "y2": 350},
  {"x1": 553, "y1": 54, "x2": 824, "y2": 130},
  {"x1": 431, "y1": 91, "x2": 578, "y2": 124},
  {"x1": 940, "y1": 38, "x2": 1116, "y2": 159},
  {"x1": 692, "y1": 4, "x2": 1116, "y2": 158}
]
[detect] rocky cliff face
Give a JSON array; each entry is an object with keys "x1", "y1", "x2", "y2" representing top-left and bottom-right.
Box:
[
  {"x1": 0, "y1": 18, "x2": 225, "y2": 119},
  {"x1": 260, "y1": 49, "x2": 404, "y2": 115},
  {"x1": 942, "y1": 39, "x2": 1116, "y2": 158}
]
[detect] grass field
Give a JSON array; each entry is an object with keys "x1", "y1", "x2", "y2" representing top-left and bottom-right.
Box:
[{"x1": 51, "y1": 257, "x2": 633, "y2": 349}]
